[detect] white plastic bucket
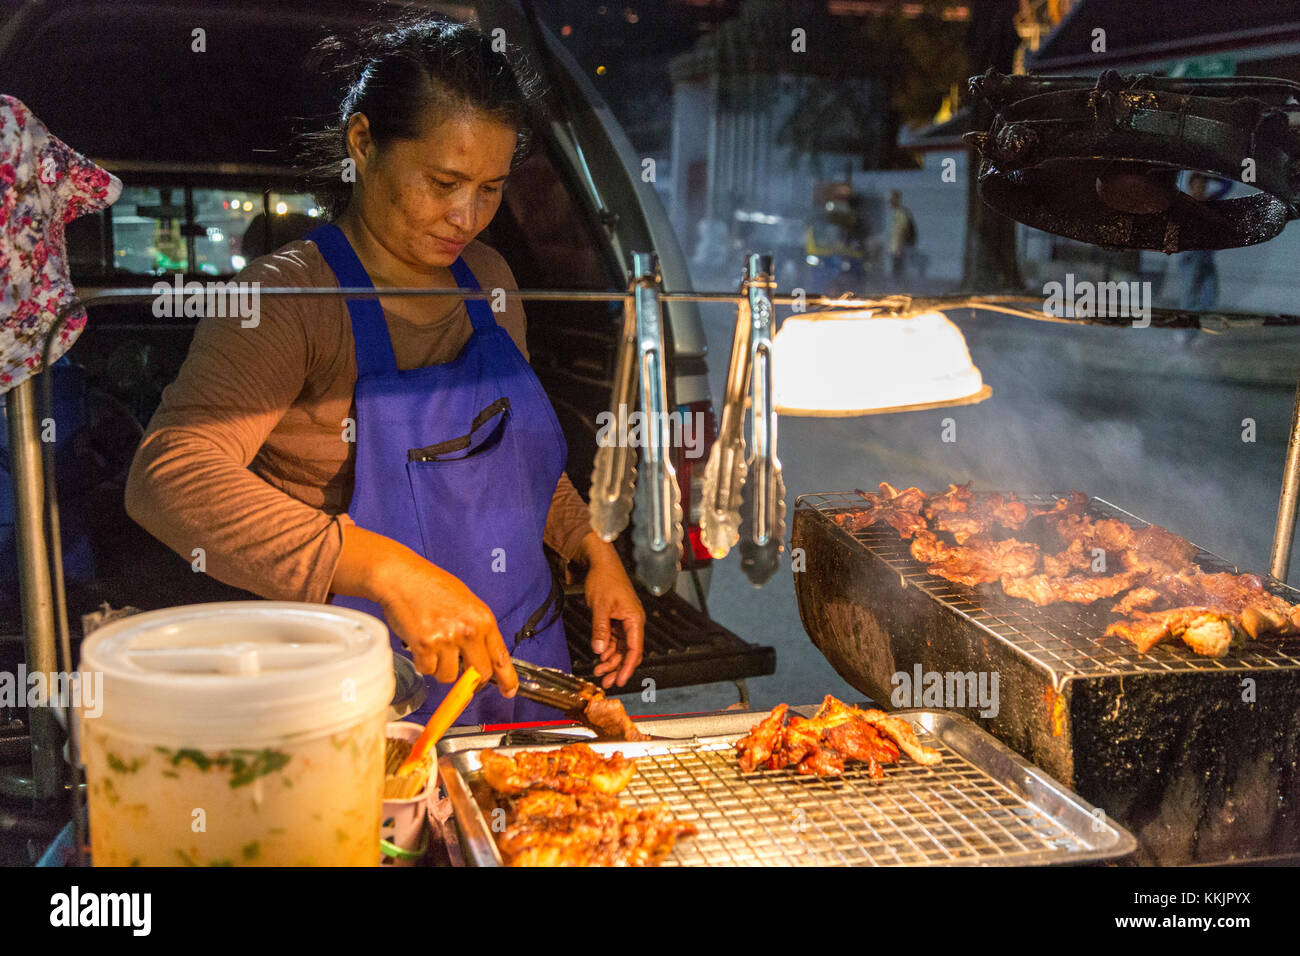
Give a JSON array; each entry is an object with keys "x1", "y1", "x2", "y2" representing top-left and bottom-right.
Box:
[{"x1": 78, "y1": 601, "x2": 394, "y2": 867}]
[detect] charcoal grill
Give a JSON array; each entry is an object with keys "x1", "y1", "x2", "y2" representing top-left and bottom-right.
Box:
[
  {"x1": 437, "y1": 709, "x2": 1136, "y2": 866},
  {"x1": 792, "y1": 492, "x2": 1300, "y2": 865}
]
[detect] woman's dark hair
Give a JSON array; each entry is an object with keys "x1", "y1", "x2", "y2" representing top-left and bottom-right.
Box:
[{"x1": 299, "y1": 16, "x2": 547, "y2": 219}]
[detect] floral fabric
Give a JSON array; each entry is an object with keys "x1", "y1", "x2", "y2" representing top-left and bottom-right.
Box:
[{"x1": 0, "y1": 95, "x2": 121, "y2": 394}]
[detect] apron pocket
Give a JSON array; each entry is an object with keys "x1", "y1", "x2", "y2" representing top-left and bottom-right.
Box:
[
  {"x1": 407, "y1": 396, "x2": 510, "y2": 463},
  {"x1": 404, "y1": 396, "x2": 516, "y2": 575}
]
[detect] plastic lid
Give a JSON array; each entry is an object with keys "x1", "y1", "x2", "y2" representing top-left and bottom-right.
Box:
[{"x1": 78, "y1": 602, "x2": 395, "y2": 747}]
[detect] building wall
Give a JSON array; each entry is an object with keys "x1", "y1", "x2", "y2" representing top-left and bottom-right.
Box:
[{"x1": 848, "y1": 150, "x2": 970, "y2": 287}]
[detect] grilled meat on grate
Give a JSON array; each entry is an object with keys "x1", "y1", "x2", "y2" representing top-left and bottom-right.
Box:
[
  {"x1": 837, "y1": 482, "x2": 929, "y2": 538},
  {"x1": 1105, "y1": 608, "x2": 1240, "y2": 656},
  {"x1": 832, "y1": 484, "x2": 1300, "y2": 657},
  {"x1": 924, "y1": 482, "x2": 1031, "y2": 542},
  {"x1": 480, "y1": 743, "x2": 636, "y2": 795},
  {"x1": 910, "y1": 529, "x2": 1040, "y2": 586},
  {"x1": 1113, "y1": 570, "x2": 1298, "y2": 628},
  {"x1": 735, "y1": 695, "x2": 940, "y2": 778},
  {"x1": 481, "y1": 743, "x2": 696, "y2": 866},
  {"x1": 1001, "y1": 570, "x2": 1145, "y2": 606},
  {"x1": 496, "y1": 789, "x2": 696, "y2": 867}
]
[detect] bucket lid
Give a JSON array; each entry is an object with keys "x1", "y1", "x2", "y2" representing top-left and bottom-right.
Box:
[{"x1": 78, "y1": 602, "x2": 395, "y2": 746}]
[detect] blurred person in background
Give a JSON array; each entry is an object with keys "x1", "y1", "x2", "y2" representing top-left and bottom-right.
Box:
[
  {"x1": 887, "y1": 190, "x2": 917, "y2": 280},
  {"x1": 1179, "y1": 173, "x2": 1219, "y2": 312}
]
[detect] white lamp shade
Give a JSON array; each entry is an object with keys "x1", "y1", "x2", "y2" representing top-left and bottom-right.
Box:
[{"x1": 772, "y1": 310, "x2": 989, "y2": 416}]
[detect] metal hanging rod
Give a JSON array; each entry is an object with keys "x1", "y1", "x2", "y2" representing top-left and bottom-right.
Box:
[{"x1": 67, "y1": 285, "x2": 894, "y2": 309}]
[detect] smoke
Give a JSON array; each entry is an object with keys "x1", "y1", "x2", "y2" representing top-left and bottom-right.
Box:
[
  {"x1": 775, "y1": 310, "x2": 1292, "y2": 576},
  {"x1": 679, "y1": 279, "x2": 1299, "y2": 713}
]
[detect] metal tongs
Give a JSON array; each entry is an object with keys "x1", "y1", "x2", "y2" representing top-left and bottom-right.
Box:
[
  {"x1": 589, "y1": 252, "x2": 683, "y2": 596},
  {"x1": 495, "y1": 658, "x2": 657, "y2": 745},
  {"x1": 700, "y1": 254, "x2": 786, "y2": 585},
  {"x1": 508, "y1": 657, "x2": 599, "y2": 715}
]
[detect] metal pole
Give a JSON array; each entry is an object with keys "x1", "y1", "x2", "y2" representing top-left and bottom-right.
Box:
[
  {"x1": 1270, "y1": 374, "x2": 1300, "y2": 581},
  {"x1": 5, "y1": 378, "x2": 62, "y2": 800}
]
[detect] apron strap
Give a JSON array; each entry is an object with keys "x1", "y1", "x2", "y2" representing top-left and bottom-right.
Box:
[
  {"x1": 513, "y1": 563, "x2": 565, "y2": 647},
  {"x1": 448, "y1": 256, "x2": 499, "y2": 334},
  {"x1": 306, "y1": 223, "x2": 399, "y2": 377}
]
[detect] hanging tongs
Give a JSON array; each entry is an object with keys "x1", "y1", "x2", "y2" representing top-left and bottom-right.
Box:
[
  {"x1": 588, "y1": 252, "x2": 682, "y2": 596},
  {"x1": 700, "y1": 254, "x2": 785, "y2": 585}
]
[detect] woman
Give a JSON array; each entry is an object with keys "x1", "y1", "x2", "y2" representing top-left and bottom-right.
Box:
[{"x1": 125, "y1": 18, "x2": 646, "y2": 723}]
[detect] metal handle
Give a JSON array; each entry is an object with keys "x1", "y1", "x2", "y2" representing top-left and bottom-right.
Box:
[
  {"x1": 739, "y1": 254, "x2": 786, "y2": 586},
  {"x1": 700, "y1": 267, "x2": 755, "y2": 559},
  {"x1": 503, "y1": 658, "x2": 595, "y2": 713},
  {"x1": 589, "y1": 286, "x2": 640, "y2": 540},
  {"x1": 627, "y1": 253, "x2": 683, "y2": 596}
]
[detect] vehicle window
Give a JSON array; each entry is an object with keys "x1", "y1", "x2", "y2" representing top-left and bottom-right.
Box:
[{"x1": 96, "y1": 185, "x2": 321, "y2": 276}]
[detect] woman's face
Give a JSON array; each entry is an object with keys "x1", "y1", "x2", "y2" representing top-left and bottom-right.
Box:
[{"x1": 348, "y1": 109, "x2": 517, "y2": 272}]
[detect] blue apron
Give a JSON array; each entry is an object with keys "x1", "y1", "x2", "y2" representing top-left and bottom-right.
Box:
[{"x1": 308, "y1": 223, "x2": 572, "y2": 725}]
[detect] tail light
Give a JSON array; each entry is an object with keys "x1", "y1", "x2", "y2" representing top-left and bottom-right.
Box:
[{"x1": 673, "y1": 400, "x2": 717, "y2": 565}]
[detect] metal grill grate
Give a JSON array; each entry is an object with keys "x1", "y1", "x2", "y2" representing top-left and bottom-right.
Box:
[
  {"x1": 621, "y1": 735, "x2": 1082, "y2": 866},
  {"x1": 798, "y1": 491, "x2": 1300, "y2": 680}
]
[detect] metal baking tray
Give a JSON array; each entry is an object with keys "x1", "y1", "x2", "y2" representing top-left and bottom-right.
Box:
[{"x1": 436, "y1": 708, "x2": 1136, "y2": 866}]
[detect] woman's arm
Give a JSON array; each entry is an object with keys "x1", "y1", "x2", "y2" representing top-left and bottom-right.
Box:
[
  {"x1": 126, "y1": 250, "x2": 517, "y2": 691},
  {"x1": 124, "y1": 256, "x2": 339, "y2": 602}
]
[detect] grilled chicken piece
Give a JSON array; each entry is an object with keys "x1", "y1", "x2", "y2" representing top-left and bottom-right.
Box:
[
  {"x1": 910, "y1": 530, "x2": 1040, "y2": 586},
  {"x1": 480, "y1": 743, "x2": 636, "y2": 796},
  {"x1": 735, "y1": 703, "x2": 788, "y2": 773},
  {"x1": 778, "y1": 714, "x2": 825, "y2": 769},
  {"x1": 923, "y1": 482, "x2": 975, "y2": 520},
  {"x1": 1105, "y1": 607, "x2": 1240, "y2": 657},
  {"x1": 1046, "y1": 514, "x2": 1136, "y2": 553},
  {"x1": 1118, "y1": 525, "x2": 1199, "y2": 575},
  {"x1": 489, "y1": 753, "x2": 695, "y2": 866},
  {"x1": 835, "y1": 482, "x2": 929, "y2": 538},
  {"x1": 926, "y1": 484, "x2": 1031, "y2": 542},
  {"x1": 1000, "y1": 570, "x2": 1144, "y2": 606},
  {"x1": 509, "y1": 787, "x2": 621, "y2": 819},
  {"x1": 1032, "y1": 491, "x2": 1089, "y2": 519},
  {"x1": 810, "y1": 696, "x2": 940, "y2": 766},
  {"x1": 581, "y1": 694, "x2": 651, "y2": 741},
  {"x1": 735, "y1": 696, "x2": 939, "y2": 777},
  {"x1": 1181, "y1": 614, "x2": 1238, "y2": 657},
  {"x1": 1111, "y1": 568, "x2": 1299, "y2": 641},
  {"x1": 796, "y1": 747, "x2": 846, "y2": 776},
  {"x1": 822, "y1": 721, "x2": 898, "y2": 779},
  {"x1": 978, "y1": 492, "x2": 1031, "y2": 533},
  {"x1": 1042, "y1": 538, "x2": 1095, "y2": 576},
  {"x1": 924, "y1": 483, "x2": 979, "y2": 539},
  {"x1": 1112, "y1": 586, "x2": 1161, "y2": 616},
  {"x1": 498, "y1": 795, "x2": 696, "y2": 866},
  {"x1": 845, "y1": 707, "x2": 944, "y2": 766}
]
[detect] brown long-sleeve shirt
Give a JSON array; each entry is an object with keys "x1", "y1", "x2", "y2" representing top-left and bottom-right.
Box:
[{"x1": 124, "y1": 238, "x2": 594, "y2": 604}]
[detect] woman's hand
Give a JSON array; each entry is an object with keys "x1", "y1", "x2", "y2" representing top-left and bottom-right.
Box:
[
  {"x1": 331, "y1": 523, "x2": 516, "y2": 695},
  {"x1": 578, "y1": 532, "x2": 645, "y2": 688}
]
